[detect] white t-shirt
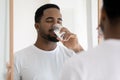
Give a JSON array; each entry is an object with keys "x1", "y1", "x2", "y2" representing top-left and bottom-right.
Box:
[
  {"x1": 14, "y1": 44, "x2": 75, "y2": 80},
  {"x1": 60, "y1": 39, "x2": 120, "y2": 80}
]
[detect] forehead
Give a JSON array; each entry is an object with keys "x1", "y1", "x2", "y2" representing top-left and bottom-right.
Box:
[{"x1": 43, "y1": 8, "x2": 62, "y2": 18}]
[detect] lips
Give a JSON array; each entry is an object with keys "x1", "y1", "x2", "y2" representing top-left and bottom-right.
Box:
[{"x1": 49, "y1": 31, "x2": 57, "y2": 37}]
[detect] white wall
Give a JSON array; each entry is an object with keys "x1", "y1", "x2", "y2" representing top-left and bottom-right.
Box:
[
  {"x1": 14, "y1": 0, "x2": 98, "y2": 52},
  {"x1": 0, "y1": 0, "x2": 9, "y2": 79}
]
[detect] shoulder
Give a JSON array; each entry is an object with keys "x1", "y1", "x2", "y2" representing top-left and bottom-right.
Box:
[
  {"x1": 14, "y1": 45, "x2": 34, "y2": 58},
  {"x1": 63, "y1": 44, "x2": 103, "y2": 67},
  {"x1": 60, "y1": 42, "x2": 112, "y2": 80}
]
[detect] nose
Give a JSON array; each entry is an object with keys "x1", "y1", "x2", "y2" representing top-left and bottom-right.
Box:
[
  {"x1": 53, "y1": 21, "x2": 58, "y2": 26},
  {"x1": 52, "y1": 20, "x2": 58, "y2": 28},
  {"x1": 53, "y1": 18, "x2": 60, "y2": 25}
]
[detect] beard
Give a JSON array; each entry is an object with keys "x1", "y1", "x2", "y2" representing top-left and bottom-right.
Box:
[
  {"x1": 38, "y1": 24, "x2": 59, "y2": 42},
  {"x1": 40, "y1": 29, "x2": 59, "y2": 42},
  {"x1": 42, "y1": 34, "x2": 59, "y2": 42}
]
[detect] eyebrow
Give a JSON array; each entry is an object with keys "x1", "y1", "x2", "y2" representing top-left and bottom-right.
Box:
[{"x1": 46, "y1": 17, "x2": 63, "y2": 21}]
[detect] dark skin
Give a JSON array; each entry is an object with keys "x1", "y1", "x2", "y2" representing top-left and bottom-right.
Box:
[
  {"x1": 34, "y1": 8, "x2": 83, "y2": 52},
  {"x1": 100, "y1": 8, "x2": 120, "y2": 40},
  {"x1": 34, "y1": 8, "x2": 62, "y2": 51}
]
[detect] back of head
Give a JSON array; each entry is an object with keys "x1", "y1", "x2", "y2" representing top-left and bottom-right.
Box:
[
  {"x1": 103, "y1": 0, "x2": 120, "y2": 24},
  {"x1": 35, "y1": 3, "x2": 60, "y2": 23}
]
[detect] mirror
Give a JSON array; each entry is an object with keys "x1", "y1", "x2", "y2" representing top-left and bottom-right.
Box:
[
  {"x1": 0, "y1": 0, "x2": 103, "y2": 80},
  {"x1": 13, "y1": 0, "x2": 98, "y2": 80},
  {"x1": 2, "y1": 0, "x2": 100, "y2": 80}
]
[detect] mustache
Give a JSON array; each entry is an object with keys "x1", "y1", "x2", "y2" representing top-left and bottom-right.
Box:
[{"x1": 49, "y1": 28, "x2": 54, "y2": 32}]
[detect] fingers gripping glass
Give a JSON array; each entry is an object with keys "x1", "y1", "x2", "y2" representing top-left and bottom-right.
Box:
[{"x1": 53, "y1": 24, "x2": 65, "y2": 40}]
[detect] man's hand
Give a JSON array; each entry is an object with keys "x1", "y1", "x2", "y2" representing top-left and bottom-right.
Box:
[{"x1": 58, "y1": 27, "x2": 83, "y2": 53}]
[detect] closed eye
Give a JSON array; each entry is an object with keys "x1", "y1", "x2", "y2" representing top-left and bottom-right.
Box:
[
  {"x1": 46, "y1": 17, "x2": 54, "y2": 23},
  {"x1": 45, "y1": 17, "x2": 63, "y2": 24}
]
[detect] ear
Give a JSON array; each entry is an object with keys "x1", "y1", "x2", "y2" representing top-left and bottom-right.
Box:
[
  {"x1": 35, "y1": 23, "x2": 40, "y2": 31},
  {"x1": 100, "y1": 8, "x2": 107, "y2": 32},
  {"x1": 101, "y1": 8, "x2": 107, "y2": 22}
]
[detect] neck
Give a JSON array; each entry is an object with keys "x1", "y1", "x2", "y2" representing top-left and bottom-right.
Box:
[
  {"x1": 104, "y1": 24, "x2": 120, "y2": 40},
  {"x1": 34, "y1": 37, "x2": 57, "y2": 51}
]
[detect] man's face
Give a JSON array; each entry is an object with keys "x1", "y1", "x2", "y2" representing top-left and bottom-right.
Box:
[{"x1": 37, "y1": 8, "x2": 62, "y2": 42}]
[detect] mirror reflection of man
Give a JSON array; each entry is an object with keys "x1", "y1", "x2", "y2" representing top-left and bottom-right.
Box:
[{"x1": 14, "y1": 3, "x2": 83, "y2": 80}]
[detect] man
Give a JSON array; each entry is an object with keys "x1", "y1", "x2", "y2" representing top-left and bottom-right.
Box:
[
  {"x1": 14, "y1": 3, "x2": 83, "y2": 80},
  {"x1": 60, "y1": 0, "x2": 120, "y2": 80}
]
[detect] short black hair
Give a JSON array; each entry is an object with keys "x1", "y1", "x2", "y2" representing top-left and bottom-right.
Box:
[
  {"x1": 103, "y1": 0, "x2": 120, "y2": 22},
  {"x1": 35, "y1": 3, "x2": 60, "y2": 23}
]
